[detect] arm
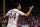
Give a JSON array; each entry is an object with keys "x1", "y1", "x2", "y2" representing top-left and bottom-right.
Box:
[
  {"x1": 4, "y1": 15, "x2": 8, "y2": 18},
  {"x1": 3, "y1": 15, "x2": 8, "y2": 23},
  {"x1": 23, "y1": 6, "x2": 34, "y2": 16}
]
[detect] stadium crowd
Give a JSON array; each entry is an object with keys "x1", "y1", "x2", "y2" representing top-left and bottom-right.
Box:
[{"x1": 0, "y1": 15, "x2": 40, "y2": 27}]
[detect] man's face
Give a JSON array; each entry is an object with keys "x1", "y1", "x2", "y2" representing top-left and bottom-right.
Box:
[{"x1": 17, "y1": 4, "x2": 21, "y2": 10}]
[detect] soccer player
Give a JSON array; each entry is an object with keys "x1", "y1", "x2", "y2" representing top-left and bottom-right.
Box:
[{"x1": 4, "y1": 3, "x2": 34, "y2": 27}]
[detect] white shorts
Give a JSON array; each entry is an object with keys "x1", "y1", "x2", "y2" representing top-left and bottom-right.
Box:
[{"x1": 7, "y1": 24, "x2": 17, "y2": 27}]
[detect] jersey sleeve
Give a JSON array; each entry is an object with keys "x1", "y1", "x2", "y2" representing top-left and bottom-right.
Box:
[
  {"x1": 18, "y1": 10, "x2": 24, "y2": 16},
  {"x1": 6, "y1": 11, "x2": 10, "y2": 16}
]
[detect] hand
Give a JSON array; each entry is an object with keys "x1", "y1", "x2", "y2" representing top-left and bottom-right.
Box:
[{"x1": 29, "y1": 6, "x2": 34, "y2": 10}]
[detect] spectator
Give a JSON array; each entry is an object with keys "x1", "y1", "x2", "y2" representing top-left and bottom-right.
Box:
[{"x1": 0, "y1": 16, "x2": 3, "y2": 27}]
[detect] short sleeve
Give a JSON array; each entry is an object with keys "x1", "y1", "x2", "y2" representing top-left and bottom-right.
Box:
[
  {"x1": 18, "y1": 10, "x2": 24, "y2": 16},
  {"x1": 13, "y1": 9, "x2": 24, "y2": 16},
  {"x1": 6, "y1": 11, "x2": 10, "y2": 16}
]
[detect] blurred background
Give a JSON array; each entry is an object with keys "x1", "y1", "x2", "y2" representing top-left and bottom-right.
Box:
[{"x1": 0, "y1": 0, "x2": 40, "y2": 27}]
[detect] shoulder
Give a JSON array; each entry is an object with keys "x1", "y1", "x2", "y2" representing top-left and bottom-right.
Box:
[
  {"x1": 13, "y1": 9, "x2": 19, "y2": 11},
  {"x1": 8, "y1": 10, "x2": 12, "y2": 13},
  {"x1": 9, "y1": 9, "x2": 19, "y2": 12}
]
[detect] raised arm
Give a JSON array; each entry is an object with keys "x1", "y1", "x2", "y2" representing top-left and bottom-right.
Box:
[{"x1": 23, "y1": 6, "x2": 34, "y2": 16}]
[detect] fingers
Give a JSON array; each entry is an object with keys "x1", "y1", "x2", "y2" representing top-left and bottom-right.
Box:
[{"x1": 32, "y1": 6, "x2": 34, "y2": 8}]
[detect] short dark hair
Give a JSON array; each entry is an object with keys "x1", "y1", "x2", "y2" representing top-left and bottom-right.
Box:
[{"x1": 12, "y1": 3, "x2": 20, "y2": 8}]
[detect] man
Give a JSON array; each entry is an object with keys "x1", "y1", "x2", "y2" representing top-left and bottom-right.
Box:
[{"x1": 4, "y1": 3, "x2": 34, "y2": 27}]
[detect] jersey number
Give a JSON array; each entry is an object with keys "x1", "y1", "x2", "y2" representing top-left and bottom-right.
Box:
[{"x1": 10, "y1": 13, "x2": 16, "y2": 20}]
